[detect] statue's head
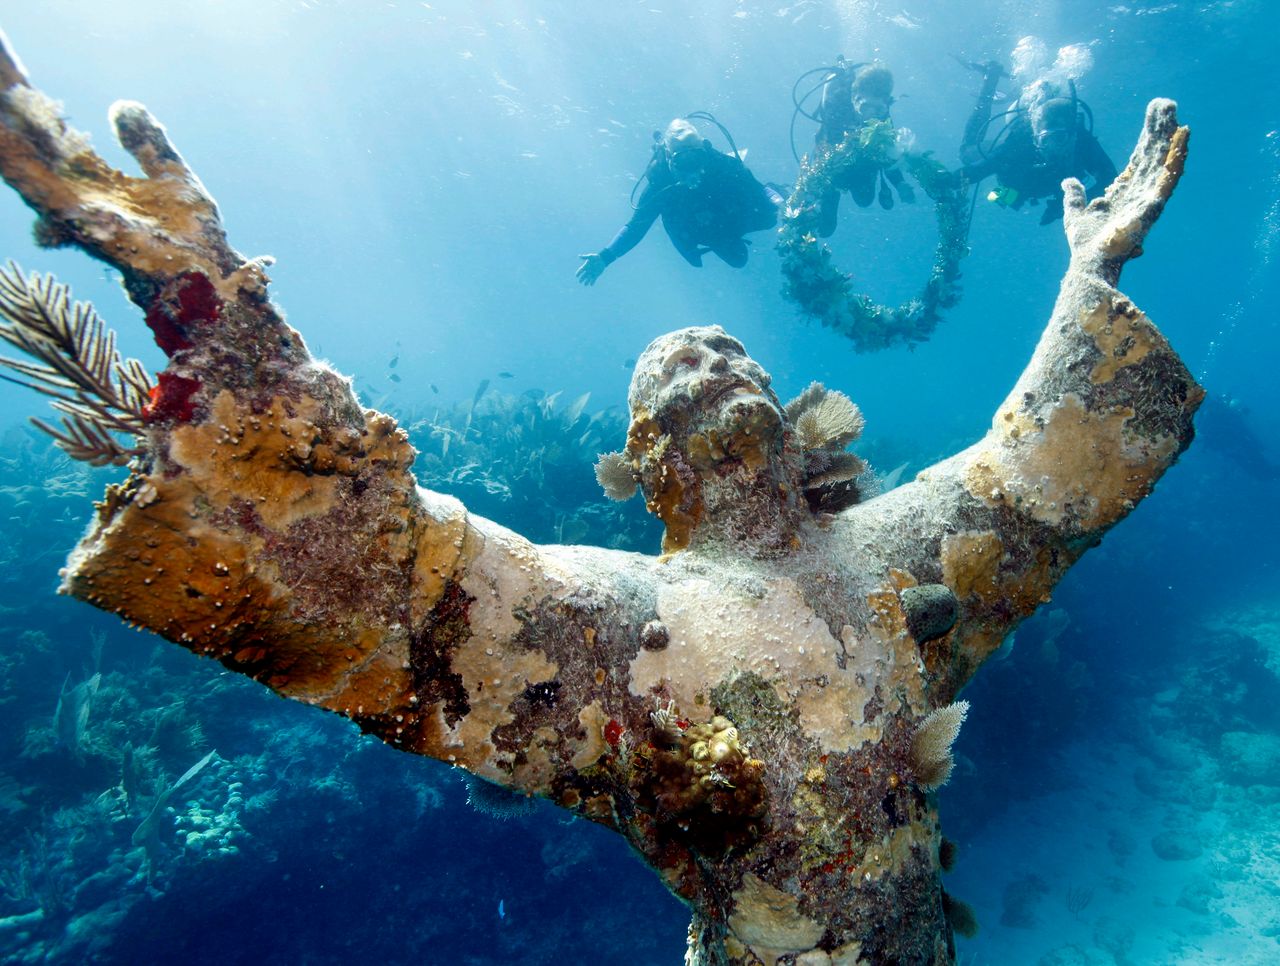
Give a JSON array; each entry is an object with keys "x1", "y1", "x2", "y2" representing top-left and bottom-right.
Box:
[
  {"x1": 621, "y1": 326, "x2": 796, "y2": 553},
  {"x1": 594, "y1": 326, "x2": 868, "y2": 555},
  {"x1": 627, "y1": 325, "x2": 784, "y2": 448}
]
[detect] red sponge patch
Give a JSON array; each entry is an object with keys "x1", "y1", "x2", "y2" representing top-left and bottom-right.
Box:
[
  {"x1": 142, "y1": 372, "x2": 202, "y2": 424},
  {"x1": 144, "y1": 272, "x2": 222, "y2": 356}
]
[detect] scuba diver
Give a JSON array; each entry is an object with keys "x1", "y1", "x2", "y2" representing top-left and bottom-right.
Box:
[
  {"x1": 801, "y1": 59, "x2": 916, "y2": 237},
  {"x1": 958, "y1": 59, "x2": 1117, "y2": 225},
  {"x1": 577, "y1": 115, "x2": 783, "y2": 285},
  {"x1": 1195, "y1": 393, "x2": 1280, "y2": 483}
]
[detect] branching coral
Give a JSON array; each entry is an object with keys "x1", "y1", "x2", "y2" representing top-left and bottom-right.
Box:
[
  {"x1": 405, "y1": 389, "x2": 657, "y2": 549},
  {"x1": 785, "y1": 382, "x2": 865, "y2": 451},
  {"x1": 0, "y1": 263, "x2": 153, "y2": 465}
]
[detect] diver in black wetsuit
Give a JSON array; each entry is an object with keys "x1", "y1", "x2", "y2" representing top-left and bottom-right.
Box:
[
  {"x1": 1196, "y1": 393, "x2": 1280, "y2": 483},
  {"x1": 812, "y1": 61, "x2": 915, "y2": 237},
  {"x1": 959, "y1": 61, "x2": 1117, "y2": 225},
  {"x1": 576, "y1": 118, "x2": 782, "y2": 285}
]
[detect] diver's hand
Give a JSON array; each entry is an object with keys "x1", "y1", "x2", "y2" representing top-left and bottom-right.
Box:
[
  {"x1": 897, "y1": 182, "x2": 916, "y2": 204},
  {"x1": 576, "y1": 253, "x2": 607, "y2": 286},
  {"x1": 952, "y1": 55, "x2": 1007, "y2": 80}
]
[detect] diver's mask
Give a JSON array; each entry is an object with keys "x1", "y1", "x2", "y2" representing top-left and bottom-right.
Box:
[
  {"x1": 1034, "y1": 125, "x2": 1075, "y2": 164},
  {"x1": 668, "y1": 146, "x2": 707, "y2": 187},
  {"x1": 853, "y1": 94, "x2": 891, "y2": 122}
]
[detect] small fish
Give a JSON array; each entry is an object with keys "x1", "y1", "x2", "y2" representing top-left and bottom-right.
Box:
[
  {"x1": 564, "y1": 391, "x2": 590, "y2": 425},
  {"x1": 623, "y1": 358, "x2": 635, "y2": 369},
  {"x1": 880, "y1": 461, "x2": 910, "y2": 491},
  {"x1": 388, "y1": 355, "x2": 399, "y2": 369},
  {"x1": 389, "y1": 373, "x2": 402, "y2": 383},
  {"x1": 498, "y1": 371, "x2": 515, "y2": 379},
  {"x1": 498, "y1": 899, "x2": 506, "y2": 920},
  {"x1": 430, "y1": 384, "x2": 439, "y2": 394}
]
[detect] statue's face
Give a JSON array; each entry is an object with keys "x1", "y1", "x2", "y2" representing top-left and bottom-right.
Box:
[{"x1": 629, "y1": 326, "x2": 783, "y2": 443}]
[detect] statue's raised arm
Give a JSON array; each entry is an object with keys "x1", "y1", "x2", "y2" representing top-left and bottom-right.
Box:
[
  {"x1": 1, "y1": 31, "x2": 1199, "y2": 965},
  {"x1": 834, "y1": 100, "x2": 1199, "y2": 700}
]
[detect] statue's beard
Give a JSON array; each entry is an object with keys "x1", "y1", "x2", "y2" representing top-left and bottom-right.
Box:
[{"x1": 711, "y1": 389, "x2": 782, "y2": 443}]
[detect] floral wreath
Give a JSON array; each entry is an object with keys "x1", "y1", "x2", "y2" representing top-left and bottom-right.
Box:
[{"x1": 777, "y1": 120, "x2": 972, "y2": 353}]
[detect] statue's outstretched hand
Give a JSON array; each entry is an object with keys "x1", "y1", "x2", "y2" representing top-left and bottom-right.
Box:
[
  {"x1": 576, "y1": 252, "x2": 607, "y2": 286},
  {"x1": 1062, "y1": 99, "x2": 1187, "y2": 284}
]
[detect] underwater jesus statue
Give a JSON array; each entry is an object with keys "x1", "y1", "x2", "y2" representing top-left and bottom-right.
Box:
[{"x1": 0, "y1": 32, "x2": 1198, "y2": 965}]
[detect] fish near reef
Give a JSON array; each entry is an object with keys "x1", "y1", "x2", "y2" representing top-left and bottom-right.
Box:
[{"x1": 0, "y1": 41, "x2": 1200, "y2": 966}]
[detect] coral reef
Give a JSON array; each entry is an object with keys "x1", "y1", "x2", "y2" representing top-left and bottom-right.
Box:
[
  {"x1": 408, "y1": 388, "x2": 657, "y2": 550},
  {"x1": 0, "y1": 35, "x2": 1202, "y2": 966}
]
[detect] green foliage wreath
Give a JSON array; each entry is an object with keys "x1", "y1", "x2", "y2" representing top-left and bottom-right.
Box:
[{"x1": 777, "y1": 120, "x2": 971, "y2": 353}]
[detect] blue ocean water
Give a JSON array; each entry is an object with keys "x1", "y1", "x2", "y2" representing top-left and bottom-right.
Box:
[{"x1": 0, "y1": 1, "x2": 1277, "y2": 963}]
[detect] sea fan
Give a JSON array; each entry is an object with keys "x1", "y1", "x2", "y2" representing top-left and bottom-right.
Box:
[
  {"x1": 801, "y1": 450, "x2": 869, "y2": 515},
  {"x1": 803, "y1": 449, "x2": 867, "y2": 488},
  {"x1": 908, "y1": 700, "x2": 969, "y2": 791},
  {"x1": 0, "y1": 262, "x2": 154, "y2": 465},
  {"x1": 594, "y1": 450, "x2": 638, "y2": 501},
  {"x1": 785, "y1": 382, "x2": 865, "y2": 451},
  {"x1": 787, "y1": 384, "x2": 869, "y2": 513},
  {"x1": 460, "y1": 772, "x2": 538, "y2": 819}
]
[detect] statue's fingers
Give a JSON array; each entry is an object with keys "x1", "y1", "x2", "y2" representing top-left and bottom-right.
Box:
[
  {"x1": 1062, "y1": 178, "x2": 1087, "y2": 215},
  {"x1": 109, "y1": 100, "x2": 214, "y2": 203},
  {"x1": 1060, "y1": 178, "x2": 1088, "y2": 236},
  {"x1": 0, "y1": 27, "x2": 30, "y2": 89}
]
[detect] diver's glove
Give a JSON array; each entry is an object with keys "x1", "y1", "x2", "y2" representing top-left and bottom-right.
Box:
[
  {"x1": 576, "y1": 252, "x2": 608, "y2": 286},
  {"x1": 953, "y1": 54, "x2": 1007, "y2": 79},
  {"x1": 1039, "y1": 196, "x2": 1065, "y2": 226}
]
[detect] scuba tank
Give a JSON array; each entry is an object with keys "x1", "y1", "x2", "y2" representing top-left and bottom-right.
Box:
[{"x1": 788, "y1": 57, "x2": 865, "y2": 163}]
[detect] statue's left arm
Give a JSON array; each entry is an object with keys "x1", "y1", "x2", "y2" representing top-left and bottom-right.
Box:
[{"x1": 850, "y1": 100, "x2": 1200, "y2": 693}]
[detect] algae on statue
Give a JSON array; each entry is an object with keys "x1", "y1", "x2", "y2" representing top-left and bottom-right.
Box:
[{"x1": 0, "y1": 29, "x2": 1199, "y2": 964}]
